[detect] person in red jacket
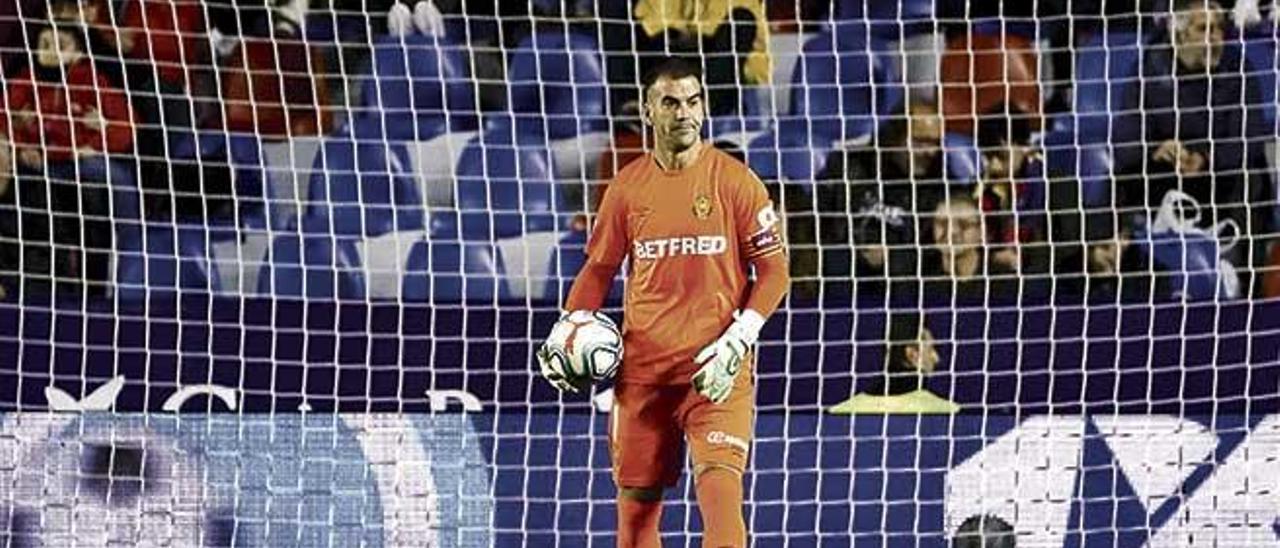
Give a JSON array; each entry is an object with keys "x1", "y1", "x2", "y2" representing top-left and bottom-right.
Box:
[
  {"x1": 5, "y1": 24, "x2": 135, "y2": 161},
  {"x1": 0, "y1": 22, "x2": 135, "y2": 297}
]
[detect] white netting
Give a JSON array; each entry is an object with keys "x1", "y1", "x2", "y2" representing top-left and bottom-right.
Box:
[{"x1": 0, "y1": 0, "x2": 1278, "y2": 545}]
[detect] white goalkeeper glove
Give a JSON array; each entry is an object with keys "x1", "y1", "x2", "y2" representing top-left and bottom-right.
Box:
[
  {"x1": 537, "y1": 312, "x2": 585, "y2": 394},
  {"x1": 692, "y1": 309, "x2": 765, "y2": 404}
]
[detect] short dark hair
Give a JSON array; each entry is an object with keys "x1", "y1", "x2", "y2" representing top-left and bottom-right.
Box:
[
  {"x1": 1172, "y1": 0, "x2": 1222, "y2": 13},
  {"x1": 641, "y1": 56, "x2": 703, "y2": 95},
  {"x1": 860, "y1": 313, "x2": 926, "y2": 396},
  {"x1": 953, "y1": 514, "x2": 1016, "y2": 548},
  {"x1": 886, "y1": 313, "x2": 924, "y2": 372}
]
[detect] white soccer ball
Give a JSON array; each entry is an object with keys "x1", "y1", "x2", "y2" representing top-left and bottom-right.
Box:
[{"x1": 546, "y1": 310, "x2": 623, "y2": 382}]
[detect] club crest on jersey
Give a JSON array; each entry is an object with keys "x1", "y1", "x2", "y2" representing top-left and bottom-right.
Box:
[{"x1": 693, "y1": 195, "x2": 713, "y2": 219}]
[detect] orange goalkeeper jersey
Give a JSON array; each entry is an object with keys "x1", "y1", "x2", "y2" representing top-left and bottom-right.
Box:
[{"x1": 587, "y1": 146, "x2": 784, "y2": 385}]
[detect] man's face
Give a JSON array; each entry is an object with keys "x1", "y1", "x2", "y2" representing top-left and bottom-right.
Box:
[
  {"x1": 905, "y1": 104, "x2": 943, "y2": 177},
  {"x1": 644, "y1": 76, "x2": 705, "y2": 153},
  {"x1": 1174, "y1": 4, "x2": 1224, "y2": 71},
  {"x1": 36, "y1": 28, "x2": 82, "y2": 69},
  {"x1": 911, "y1": 328, "x2": 940, "y2": 374},
  {"x1": 932, "y1": 200, "x2": 983, "y2": 255}
]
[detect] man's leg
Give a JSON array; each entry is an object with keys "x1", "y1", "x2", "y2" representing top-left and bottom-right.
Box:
[
  {"x1": 617, "y1": 486, "x2": 663, "y2": 548},
  {"x1": 683, "y1": 360, "x2": 755, "y2": 548},
  {"x1": 693, "y1": 465, "x2": 745, "y2": 548},
  {"x1": 611, "y1": 382, "x2": 682, "y2": 548}
]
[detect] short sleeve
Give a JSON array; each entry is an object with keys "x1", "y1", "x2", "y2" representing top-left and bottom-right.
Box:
[
  {"x1": 733, "y1": 165, "x2": 784, "y2": 261},
  {"x1": 585, "y1": 183, "x2": 629, "y2": 267}
]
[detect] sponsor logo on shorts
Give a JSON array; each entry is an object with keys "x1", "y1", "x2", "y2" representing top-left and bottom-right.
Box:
[{"x1": 706, "y1": 430, "x2": 750, "y2": 453}]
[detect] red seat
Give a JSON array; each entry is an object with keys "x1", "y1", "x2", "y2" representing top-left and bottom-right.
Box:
[{"x1": 940, "y1": 32, "x2": 1042, "y2": 135}]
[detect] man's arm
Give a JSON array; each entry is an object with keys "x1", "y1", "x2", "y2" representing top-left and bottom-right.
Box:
[
  {"x1": 744, "y1": 250, "x2": 789, "y2": 321},
  {"x1": 537, "y1": 181, "x2": 628, "y2": 393},
  {"x1": 563, "y1": 182, "x2": 628, "y2": 310},
  {"x1": 693, "y1": 164, "x2": 789, "y2": 403},
  {"x1": 565, "y1": 258, "x2": 619, "y2": 311}
]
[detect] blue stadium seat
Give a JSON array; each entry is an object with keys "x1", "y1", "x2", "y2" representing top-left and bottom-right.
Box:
[
  {"x1": 257, "y1": 218, "x2": 366, "y2": 300},
  {"x1": 115, "y1": 224, "x2": 219, "y2": 301},
  {"x1": 788, "y1": 29, "x2": 901, "y2": 147},
  {"x1": 399, "y1": 229, "x2": 595, "y2": 303},
  {"x1": 1240, "y1": 27, "x2": 1279, "y2": 134},
  {"x1": 360, "y1": 33, "x2": 478, "y2": 141},
  {"x1": 837, "y1": 0, "x2": 935, "y2": 40},
  {"x1": 1074, "y1": 31, "x2": 1146, "y2": 144},
  {"x1": 305, "y1": 121, "x2": 425, "y2": 238},
  {"x1": 743, "y1": 129, "x2": 826, "y2": 183},
  {"x1": 708, "y1": 86, "x2": 770, "y2": 144},
  {"x1": 260, "y1": 137, "x2": 324, "y2": 231},
  {"x1": 401, "y1": 239, "x2": 505, "y2": 302},
  {"x1": 401, "y1": 130, "x2": 481, "y2": 209},
  {"x1": 1045, "y1": 30, "x2": 1148, "y2": 206},
  {"x1": 507, "y1": 30, "x2": 608, "y2": 140},
  {"x1": 1041, "y1": 116, "x2": 1114, "y2": 207},
  {"x1": 751, "y1": 27, "x2": 902, "y2": 182},
  {"x1": 541, "y1": 228, "x2": 623, "y2": 304},
  {"x1": 206, "y1": 221, "x2": 273, "y2": 296},
  {"x1": 452, "y1": 125, "x2": 563, "y2": 240}
]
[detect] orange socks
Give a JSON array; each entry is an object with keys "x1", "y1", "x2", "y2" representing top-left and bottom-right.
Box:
[
  {"x1": 617, "y1": 494, "x2": 663, "y2": 548},
  {"x1": 695, "y1": 467, "x2": 746, "y2": 548}
]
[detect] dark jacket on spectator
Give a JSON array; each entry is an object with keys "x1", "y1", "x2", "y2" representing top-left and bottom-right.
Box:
[
  {"x1": 1113, "y1": 33, "x2": 1272, "y2": 268},
  {"x1": 813, "y1": 146, "x2": 948, "y2": 287}
]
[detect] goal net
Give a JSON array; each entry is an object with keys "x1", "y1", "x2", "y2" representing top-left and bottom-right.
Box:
[{"x1": 1, "y1": 0, "x2": 1279, "y2": 545}]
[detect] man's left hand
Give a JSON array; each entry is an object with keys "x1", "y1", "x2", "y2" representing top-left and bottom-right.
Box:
[{"x1": 693, "y1": 309, "x2": 765, "y2": 404}]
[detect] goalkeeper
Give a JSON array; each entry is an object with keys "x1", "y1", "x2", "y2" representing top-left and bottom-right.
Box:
[{"x1": 537, "y1": 57, "x2": 789, "y2": 547}]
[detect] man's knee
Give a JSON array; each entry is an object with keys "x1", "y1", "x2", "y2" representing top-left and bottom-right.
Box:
[
  {"x1": 619, "y1": 485, "x2": 664, "y2": 502},
  {"x1": 694, "y1": 462, "x2": 743, "y2": 480}
]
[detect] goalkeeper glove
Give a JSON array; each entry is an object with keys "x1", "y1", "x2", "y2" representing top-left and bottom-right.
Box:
[
  {"x1": 692, "y1": 309, "x2": 765, "y2": 404},
  {"x1": 537, "y1": 312, "x2": 581, "y2": 394}
]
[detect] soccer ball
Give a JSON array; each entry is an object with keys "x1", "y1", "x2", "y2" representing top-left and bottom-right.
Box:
[{"x1": 546, "y1": 310, "x2": 623, "y2": 382}]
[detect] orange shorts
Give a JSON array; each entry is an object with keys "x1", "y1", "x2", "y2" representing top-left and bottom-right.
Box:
[{"x1": 608, "y1": 360, "x2": 754, "y2": 488}]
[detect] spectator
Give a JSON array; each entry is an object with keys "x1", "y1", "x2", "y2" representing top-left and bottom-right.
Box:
[
  {"x1": 1, "y1": 22, "x2": 135, "y2": 295},
  {"x1": 5, "y1": 24, "x2": 134, "y2": 163},
  {"x1": 797, "y1": 100, "x2": 947, "y2": 298},
  {"x1": 64, "y1": 0, "x2": 216, "y2": 219},
  {"x1": 1112, "y1": 0, "x2": 1273, "y2": 281},
  {"x1": 48, "y1": 0, "x2": 127, "y2": 88},
  {"x1": 828, "y1": 313, "x2": 958, "y2": 415},
  {"x1": 922, "y1": 194, "x2": 1020, "y2": 301},
  {"x1": 972, "y1": 106, "x2": 1046, "y2": 274}
]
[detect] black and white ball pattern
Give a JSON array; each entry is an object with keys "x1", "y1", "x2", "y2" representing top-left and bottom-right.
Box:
[{"x1": 547, "y1": 310, "x2": 623, "y2": 382}]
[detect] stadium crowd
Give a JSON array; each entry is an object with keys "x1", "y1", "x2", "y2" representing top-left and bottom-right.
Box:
[{"x1": 0, "y1": 0, "x2": 1275, "y2": 304}]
